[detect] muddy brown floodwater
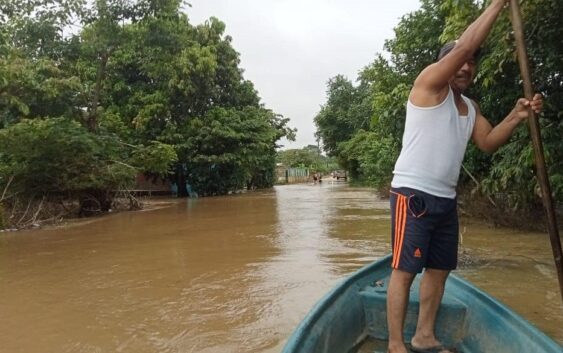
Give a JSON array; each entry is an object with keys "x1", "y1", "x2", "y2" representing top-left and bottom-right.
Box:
[{"x1": 0, "y1": 183, "x2": 561, "y2": 353}]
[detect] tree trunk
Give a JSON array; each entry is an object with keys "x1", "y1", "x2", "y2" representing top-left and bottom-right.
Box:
[
  {"x1": 175, "y1": 163, "x2": 188, "y2": 197},
  {"x1": 88, "y1": 52, "x2": 109, "y2": 132}
]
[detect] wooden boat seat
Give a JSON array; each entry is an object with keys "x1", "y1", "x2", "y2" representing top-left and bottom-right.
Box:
[{"x1": 359, "y1": 277, "x2": 468, "y2": 346}]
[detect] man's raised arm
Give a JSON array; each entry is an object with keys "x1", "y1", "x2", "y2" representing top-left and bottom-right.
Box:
[{"x1": 410, "y1": 0, "x2": 508, "y2": 106}]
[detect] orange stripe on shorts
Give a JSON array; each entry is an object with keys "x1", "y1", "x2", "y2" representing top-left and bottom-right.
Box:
[{"x1": 393, "y1": 194, "x2": 407, "y2": 268}]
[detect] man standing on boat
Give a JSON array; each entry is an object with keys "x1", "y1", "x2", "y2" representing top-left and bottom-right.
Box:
[{"x1": 386, "y1": 1, "x2": 543, "y2": 353}]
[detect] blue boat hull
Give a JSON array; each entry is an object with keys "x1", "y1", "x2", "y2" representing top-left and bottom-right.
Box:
[{"x1": 282, "y1": 254, "x2": 561, "y2": 353}]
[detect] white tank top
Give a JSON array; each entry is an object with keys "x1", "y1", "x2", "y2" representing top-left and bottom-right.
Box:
[{"x1": 391, "y1": 87, "x2": 476, "y2": 198}]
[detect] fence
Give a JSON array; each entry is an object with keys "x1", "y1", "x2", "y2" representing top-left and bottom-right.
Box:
[{"x1": 276, "y1": 167, "x2": 310, "y2": 184}]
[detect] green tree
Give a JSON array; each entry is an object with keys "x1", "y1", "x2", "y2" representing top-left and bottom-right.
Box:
[
  {"x1": 96, "y1": 11, "x2": 293, "y2": 196},
  {"x1": 314, "y1": 75, "x2": 371, "y2": 157},
  {"x1": 177, "y1": 107, "x2": 289, "y2": 195},
  {"x1": 0, "y1": 0, "x2": 294, "y2": 227},
  {"x1": 277, "y1": 149, "x2": 317, "y2": 168},
  {"x1": 0, "y1": 118, "x2": 176, "y2": 215},
  {"x1": 339, "y1": 131, "x2": 399, "y2": 188},
  {"x1": 276, "y1": 144, "x2": 335, "y2": 175}
]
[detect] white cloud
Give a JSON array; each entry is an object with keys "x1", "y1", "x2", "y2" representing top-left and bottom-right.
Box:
[{"x1": 188, "y1": 0, "x2": 421, "y2": 149}]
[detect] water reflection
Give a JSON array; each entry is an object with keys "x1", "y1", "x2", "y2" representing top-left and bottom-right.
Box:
[{"x1": 0, "y1": 183, "x2": 560, "y2": 353}]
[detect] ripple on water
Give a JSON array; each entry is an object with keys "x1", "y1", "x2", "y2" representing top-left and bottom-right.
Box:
[{"x1": 0, "y1": 183, "x2": 560, "y2": 352}]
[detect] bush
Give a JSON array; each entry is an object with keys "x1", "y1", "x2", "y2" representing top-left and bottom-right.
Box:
[{"x1": 0, "y1": 118, "x2": 136, "y2": 198}]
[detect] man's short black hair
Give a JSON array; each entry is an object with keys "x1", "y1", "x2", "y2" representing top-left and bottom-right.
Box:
[{"x1": 436, "y1": 40, "x2": 481, "y2": 62}]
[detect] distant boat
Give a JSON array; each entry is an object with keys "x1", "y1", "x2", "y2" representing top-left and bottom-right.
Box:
[{"x1": 282, "y1": 254, "x2": 562, "y2": 353}]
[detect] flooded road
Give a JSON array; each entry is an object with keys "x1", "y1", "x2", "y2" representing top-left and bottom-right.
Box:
[{"x1": 0, "y1": 183, "x2": 561, "y2": 352}]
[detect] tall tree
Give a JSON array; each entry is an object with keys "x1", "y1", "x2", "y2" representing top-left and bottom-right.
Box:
[
  {"x1": 314, "y1": 75, "x2": 371, "y2": 157},
  {"x1": 0, "y1": 0, "x2": 294, "y2": 228}
]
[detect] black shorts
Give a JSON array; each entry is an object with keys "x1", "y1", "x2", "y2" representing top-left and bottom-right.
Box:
[{"x1": 390, "y1": 187, "x2": 459, "y2": 273}]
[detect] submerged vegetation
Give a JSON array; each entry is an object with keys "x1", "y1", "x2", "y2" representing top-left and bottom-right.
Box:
[
  {"x1": 314, "y1": 0, "x2": 562, "y2": 227},
  {"x1": 0, "y1": 0, "x2": 295, "y2": 229}
]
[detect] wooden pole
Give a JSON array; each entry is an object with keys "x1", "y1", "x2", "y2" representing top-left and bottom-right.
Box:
[{"x1": 509, "y1": 0, "x2": 563, "y2": 303}]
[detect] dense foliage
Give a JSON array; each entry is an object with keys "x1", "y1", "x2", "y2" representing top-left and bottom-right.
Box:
[
  {"x1": 315, "y1": 0, "x2": 562, "y2": 211},
  {"x1": 0, "y1": 0, "x2": 294, "y2": 227},
  {"x1": 276, "y1": 145, "x2": 337, "y2": 174}
]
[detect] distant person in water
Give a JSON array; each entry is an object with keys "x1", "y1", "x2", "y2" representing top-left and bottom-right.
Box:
[{"x1": 386, "y1": 1, "x2": 543, "y2": 353}]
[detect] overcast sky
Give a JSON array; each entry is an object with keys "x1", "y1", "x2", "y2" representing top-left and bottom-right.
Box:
[{"x1": 187, "y1": 0, "x2": 422, "y2": 150}]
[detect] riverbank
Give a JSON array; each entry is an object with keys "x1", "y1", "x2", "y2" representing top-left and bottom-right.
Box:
[
  {"x1": 457, "y1": 187, "x2": 563, "y2": 232},
  {"x1": 0, "y1": 196, "x2": 181, "y2": 233}
]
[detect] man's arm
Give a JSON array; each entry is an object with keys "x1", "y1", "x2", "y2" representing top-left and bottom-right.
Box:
[
  {"x1": 410, "y1": 0, "x2": 507, "y2": 107},
  {"x1": 472, "y1": 94, "x2": 543, "y2": 153}
]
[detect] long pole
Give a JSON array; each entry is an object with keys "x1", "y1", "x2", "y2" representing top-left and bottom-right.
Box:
[{"x1": 509, "y1": 0, "x2": 563, "y2": 303}]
